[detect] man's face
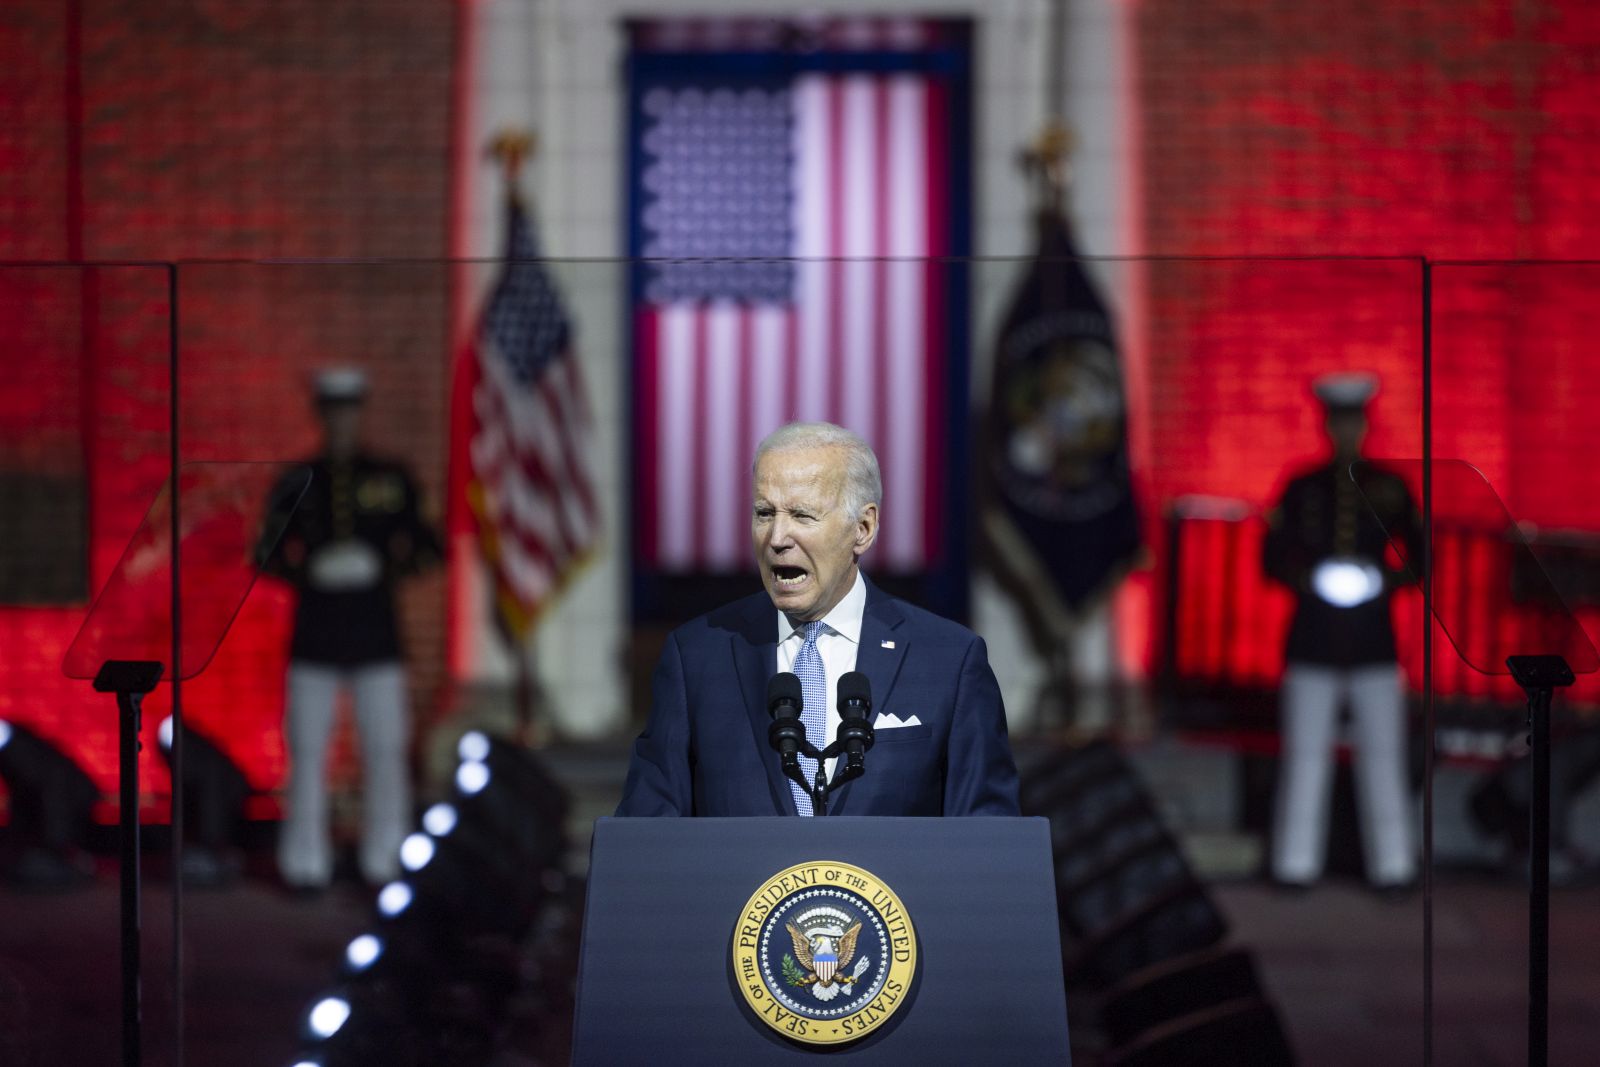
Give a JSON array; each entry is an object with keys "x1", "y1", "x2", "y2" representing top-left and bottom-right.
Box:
[
  {"x1": 1325, "y1": 410, "x2": 1368, "y2": 458},
  {"x1": 752, "y1": 445, "x2": 879, "y2": 622},
  {"x1": 318, "y1": 401, "x2": 363, "y2": 459}
]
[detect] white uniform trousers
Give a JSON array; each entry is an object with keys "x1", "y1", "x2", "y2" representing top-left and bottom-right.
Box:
[
  {"x1": 278, "y1": 661, "x2": 410, "y2": 887},
  {"x1": 1272, "y1": 663, "x2": 1416, "y2": 886}
]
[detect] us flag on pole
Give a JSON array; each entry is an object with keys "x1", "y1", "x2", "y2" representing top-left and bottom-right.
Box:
[
  {"x1": 628, "y1": 18, "x2": 971, "y2": 591},
  {"x1": 465, "y1": 197, "x2": 600, "y2": 640}
]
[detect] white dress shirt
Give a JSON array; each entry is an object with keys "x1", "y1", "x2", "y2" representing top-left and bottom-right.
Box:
[{"x1": 774, "y1": 568, "x2": 866, "y2": 784}]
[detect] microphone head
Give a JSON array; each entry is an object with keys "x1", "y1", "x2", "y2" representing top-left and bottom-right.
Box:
[
  {"x1": 836, "y1": 671, "x2": 871, "y2": 715},
  {"x1": 766, "y1": 672, "x2": 803, "y2": 718}
]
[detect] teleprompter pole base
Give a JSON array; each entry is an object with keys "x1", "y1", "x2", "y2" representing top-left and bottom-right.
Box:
[
  {"x1": 1505, "y1": 654, "x2": 1575, "y2": 1067},
  {"x1": 93, "y1": 660, "x2": 163, "y2": 1067}
]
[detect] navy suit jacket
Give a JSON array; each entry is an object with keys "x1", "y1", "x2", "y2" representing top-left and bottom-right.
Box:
[{"x1": 616, "y1": 578, "x2": 1020, "y2": 817}]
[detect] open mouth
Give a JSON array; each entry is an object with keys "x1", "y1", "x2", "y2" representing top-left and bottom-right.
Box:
[{"x1": 772, "y1": 564, "x2": 809, "y2": 589}]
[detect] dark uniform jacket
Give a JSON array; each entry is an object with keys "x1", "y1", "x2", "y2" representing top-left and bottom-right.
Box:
[
  {"x1": 261, "y1": 454, "x2": 441, "y2": 666},
  {"x1": 1263, "y1": 460, "x2": 1421, "y2": 667}
]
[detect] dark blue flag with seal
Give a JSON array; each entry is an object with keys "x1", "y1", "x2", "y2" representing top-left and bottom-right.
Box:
[{"x1": 982, "y1": 207, "x2": 1141, "y2": 612}]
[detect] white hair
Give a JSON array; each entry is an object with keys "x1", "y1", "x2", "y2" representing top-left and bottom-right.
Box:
[{"x1": 753, "y1": 422, "x2": 882, "y2": 520}]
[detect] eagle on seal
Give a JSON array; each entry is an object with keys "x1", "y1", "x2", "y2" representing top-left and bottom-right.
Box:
[{"x1": 787, "y1": 919, "x2": 863, "y2": 1000}]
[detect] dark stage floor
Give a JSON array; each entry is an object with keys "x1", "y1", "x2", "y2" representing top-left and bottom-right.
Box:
[
  {"x1": 1214, "y1": 879, "x2": 1600, "y2": 1066},
  {"x1": 1, "y1": 874, "x2": 367, "y2": 1067},
  {"x1": 3, "y1": 864, "x2": 1598, "y2": 1065},
  {"x1": 4, "y1": 730, "x2": 1599, "y2": 1065}
]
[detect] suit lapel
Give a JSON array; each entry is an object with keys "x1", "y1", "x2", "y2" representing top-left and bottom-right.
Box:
[
  {"x1": 829, "y1": 580, "x2": 907, "y2": 815},
  {"x1": 731, "y1": 597, "x2": 798, "y2": 816}
]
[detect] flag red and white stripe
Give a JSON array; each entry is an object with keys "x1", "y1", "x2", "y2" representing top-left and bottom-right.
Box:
[
  {"x1": 635, "y1": 71, "x2": 950, "y2": 574},
  {"x1": 466, "y1": 199, "x2": 599, "y2": 638}
]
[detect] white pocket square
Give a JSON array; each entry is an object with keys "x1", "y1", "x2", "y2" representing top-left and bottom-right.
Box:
[{"x1": 872, "y1": 713, "x2": 922, "y2": 729}]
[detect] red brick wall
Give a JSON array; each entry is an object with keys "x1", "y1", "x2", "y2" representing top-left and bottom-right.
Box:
[
  {"x1": 1138, "y1": 0, "x2": 1600, "y2": 696},
  {"x1": 1139, "y1": 0, "x2": 1600, "y2": 499},
  {"x1": 0, "y1": 6, "x2": 72, "y2": 260},
  {"x1": 0, "y1": 0, "x2": 456, "y2": 798}
]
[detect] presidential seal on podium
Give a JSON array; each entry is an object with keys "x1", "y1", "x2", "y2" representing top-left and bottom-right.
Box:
[{"x1": 732, "y1": 860, "x2": 918, "y2": 1045}]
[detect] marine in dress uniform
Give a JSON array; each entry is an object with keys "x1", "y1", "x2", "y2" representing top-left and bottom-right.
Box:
[
  {"x1": 261, "y1": 369, "x2": 442, "y2": 891},
  {"x1": 1262, "y1": 373, "x2": 1421, "y2": 890}
]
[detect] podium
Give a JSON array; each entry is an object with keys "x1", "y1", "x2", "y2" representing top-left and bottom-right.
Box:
[{"x1": 573, "y1": 817, "x2": 1070, "y2": 1064}]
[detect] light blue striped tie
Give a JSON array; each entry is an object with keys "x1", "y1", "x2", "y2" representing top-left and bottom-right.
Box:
[{"x1": 791, "y1": 621, "x2": 827, "y2": 817}]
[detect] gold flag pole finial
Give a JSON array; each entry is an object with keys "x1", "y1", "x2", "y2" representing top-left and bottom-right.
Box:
[
  {"x1": 488, "y1": 129, "x2": 538, "y2": 185},
  {"x1": 1018, "y1": 121, "x2": 1074, "y2": 210}
]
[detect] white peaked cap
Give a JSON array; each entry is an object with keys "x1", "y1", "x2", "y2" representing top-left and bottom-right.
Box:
[
  {"x1": 314, "y1": 367, "x2": 369, "y2": 402},
  {"x1": 1313, "y1": 371, "x2": 1378, "y2": 411}
]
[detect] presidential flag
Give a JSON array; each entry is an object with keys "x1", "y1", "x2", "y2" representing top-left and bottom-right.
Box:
[
  {"x1": 464, "y1": 197, "x2": 600, "y2": 640},
  {"x1": 627, "y1": 18, "x2": 971, "y2": 588},
  {"x1": 983, "y1": 207, "x2": 1141, "y2": 610}
]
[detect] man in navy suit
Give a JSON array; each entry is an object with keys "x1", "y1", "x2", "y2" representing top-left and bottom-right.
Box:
[{"x1": 618, "y1": 422, "x2": 1020, "y2": 817}]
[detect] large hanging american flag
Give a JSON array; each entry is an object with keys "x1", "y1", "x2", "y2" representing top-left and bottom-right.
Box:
[
  {"x1": 628, "y1": 18, "x2": 971, "y2": 587},
  {"x1": 464, "y1": 197, "x2": 600, "y2": 640}
]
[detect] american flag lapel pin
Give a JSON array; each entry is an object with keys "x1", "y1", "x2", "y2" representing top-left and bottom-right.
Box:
[{"x1": 881, "y1": 640, "x2": 895, "y2": 649}]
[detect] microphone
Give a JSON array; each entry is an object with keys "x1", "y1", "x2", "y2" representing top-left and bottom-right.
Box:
[
  {"x1": 766, "y1": 672, "x2": 806, "y2": 762},
  {"x1": 768, "y1": 672, "x2": 821, "y2": 815},
  {"x1": 835, "y1": 672, "x2": 874, "y2": 774}
]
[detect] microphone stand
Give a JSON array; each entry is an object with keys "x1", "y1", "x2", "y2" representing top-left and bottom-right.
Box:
[
  {"x1": 810, "y1": 755, "x2": 829, "y2": 817},
  {"x1": 772, "y1": 733, "x2": 867, "y2": 816},
  {"x1": 809, "y1": 715, "x2": 876, "y2": 815},
  {"x1": 769, "y1": 721, "x2": 829, "y2": 814}
]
